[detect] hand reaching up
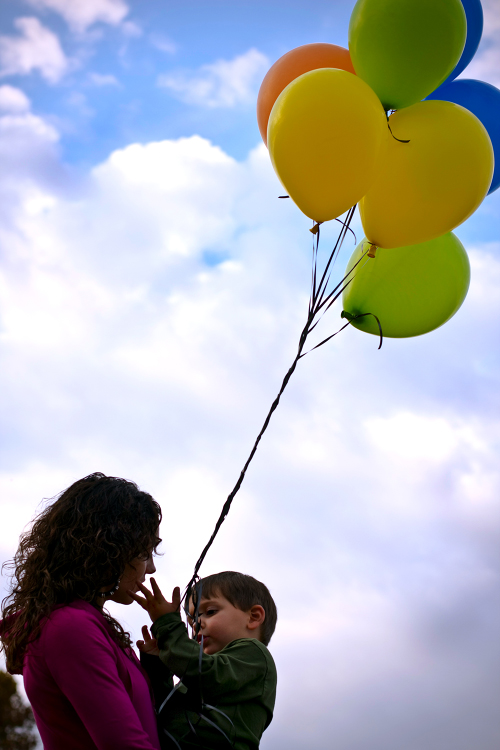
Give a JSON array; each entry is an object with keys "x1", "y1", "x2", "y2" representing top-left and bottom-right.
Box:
[
  {"x1": 136, "y1": 625, "x2": 160, "y2": 656},
  {"x1": 128, "y1": 578, "x2": 181, "y2": 623}
]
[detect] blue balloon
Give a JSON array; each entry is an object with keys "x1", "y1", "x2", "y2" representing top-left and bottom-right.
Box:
[
  {"x1": 427, "y1": 79, "x2": 500, "y2": 194},
  {"x1": 442, "y1": 0, "x2": 483, "y2": 85}
]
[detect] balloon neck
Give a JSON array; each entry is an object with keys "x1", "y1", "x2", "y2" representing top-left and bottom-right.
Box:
[
  {"x1": 341, "y1": 310, "x2": 354, "y2": 321},
  {"x1": 367, "y1": 243, "x2": 378, "y2": 258},
  {"x1": 309, "y1": 222, "x2": 322, "y2": 235}
]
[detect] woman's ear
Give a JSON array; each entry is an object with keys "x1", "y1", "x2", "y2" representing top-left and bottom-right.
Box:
[{"x1": 247, "y1": 605, "x2": 265, "y2": 631}]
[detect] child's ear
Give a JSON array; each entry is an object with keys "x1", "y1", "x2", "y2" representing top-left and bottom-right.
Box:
[{"x1": 247, "y1": 605, "x2": 265, "y2": 631}]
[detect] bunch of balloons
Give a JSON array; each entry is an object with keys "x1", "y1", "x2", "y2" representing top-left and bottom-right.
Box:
[{"x1": 257, "y1": 0, "x2": 497, "y2": 339}]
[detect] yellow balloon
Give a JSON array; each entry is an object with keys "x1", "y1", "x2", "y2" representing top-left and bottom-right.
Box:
[
  {"x1": 268, "y1": 68, "x2": 388, "y2": 223},
  {"x1": 359, "y1": 100, "x2": 494, "y2": 249}
]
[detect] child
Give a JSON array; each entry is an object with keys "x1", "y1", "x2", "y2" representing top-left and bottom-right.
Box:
[{"x1": 130, "y1": 571, "x2": 277, "y2": 750}]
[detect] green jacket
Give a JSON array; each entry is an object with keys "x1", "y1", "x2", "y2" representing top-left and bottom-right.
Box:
[{"x1": 147, "y1": 613, "x2": 277, "y2": 750}]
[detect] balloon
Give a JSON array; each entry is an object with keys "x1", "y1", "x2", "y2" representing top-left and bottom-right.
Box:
[
  {"x1": 427, "y1": 79, "x2": 500, "y2": 194},
  {"x1": 441, "y1": 0, "x2": 484, "y2": 85},
  {"x1": 257, "y1": 44, "x2": 355, "y2": 147},
  {"x1": 359, "y1": 100, "x2": 494, "y2": 249},
  {"x1": 348, "y1": 0, "x2": 467, "y2": 110},
  {"x1": 267, "y1": 68, "x2": 387, "y2": 223},
  {"x1": 342, "y1": 233, "x2": 470, "y2": 338}
]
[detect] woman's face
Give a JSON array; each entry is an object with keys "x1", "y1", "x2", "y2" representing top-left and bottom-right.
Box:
[
  {"x1": 99, "y1": 552, "x2": 156, "y2": 606},
  {"x1": 113, "y1": 553, "x2": 157, "y2": 605}
]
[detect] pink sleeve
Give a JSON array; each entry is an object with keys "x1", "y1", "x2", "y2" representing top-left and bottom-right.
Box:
[{"x1": 43, "y1": 610, "x2": 159, "y2": 750}]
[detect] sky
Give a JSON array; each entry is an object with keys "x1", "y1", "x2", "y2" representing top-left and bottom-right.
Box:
[{"x1": 0, "y1": 1, "x2": 499, "y2": 749}]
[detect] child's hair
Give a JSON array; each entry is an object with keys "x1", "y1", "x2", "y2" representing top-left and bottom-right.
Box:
[{"x1": 198, "y1": 571, "x2": 277, "y2": 646}]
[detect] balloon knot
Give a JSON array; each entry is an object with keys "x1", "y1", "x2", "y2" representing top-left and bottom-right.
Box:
[
  {"x1": 341, "y1": 310, "x2": 354, "y2": 321},
  {"x1": 367, "y1": 243, "x2": 377, "y2": 258},
  {"x1": 309, "y1": 222, "x2": 322, "y2": 235}
]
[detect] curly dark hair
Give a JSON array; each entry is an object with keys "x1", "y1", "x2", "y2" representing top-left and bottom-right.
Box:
[{"x1": 1, "y1": 472, "x2": 162, "y2": 674}]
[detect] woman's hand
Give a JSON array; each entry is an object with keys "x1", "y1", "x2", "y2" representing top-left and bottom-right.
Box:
[
  {"x1": 128, "y1": 578, "x2": 181, "y2": 623},
  {"x1": 136, "y1": 625, "x2": 160, "y2": 656}
]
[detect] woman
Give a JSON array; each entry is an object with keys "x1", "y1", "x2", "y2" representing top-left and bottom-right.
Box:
[{"x1": 1, "y1": 472, "x2": 162, "y2": 750}]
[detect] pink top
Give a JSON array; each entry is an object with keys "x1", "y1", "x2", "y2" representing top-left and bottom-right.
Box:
[{"x1": 22, "y1": 600, "x2": 161, "y2": 750}]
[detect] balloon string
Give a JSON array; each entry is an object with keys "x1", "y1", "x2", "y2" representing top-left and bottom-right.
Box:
[
  {"x1": 340, "y1": 311, "x2": 383, "y2": 350},
  {"x1": 387, "y1": 121, "x2": 410, "y2": 144},
  {"x1": 183, "y1": 205, "x2": 371, "y2": 599}
]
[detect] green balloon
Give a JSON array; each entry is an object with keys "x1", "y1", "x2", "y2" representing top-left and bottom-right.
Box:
[
  {"x1": 348, "y1": 0, "x2": 467, "y2": 110},
  {"x1": 341, "y1": 233, "x2": 470, "y2": 338}
]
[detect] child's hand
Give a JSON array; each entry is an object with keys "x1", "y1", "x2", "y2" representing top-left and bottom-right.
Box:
[
  {"x1": 136, "y1": 625, "x2": 160, "y2": 657},
  {"x1": 128, "y1": 578, "x2": 181, "y2": 623}
]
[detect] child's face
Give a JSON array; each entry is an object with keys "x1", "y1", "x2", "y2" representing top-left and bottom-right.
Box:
[{"x1": 188, "y1": 592, "x2": 261, "y2": 655}]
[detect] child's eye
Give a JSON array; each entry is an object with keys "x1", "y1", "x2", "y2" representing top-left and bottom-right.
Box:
[{"x1": 206, "y1": 609, "x2": 217, "y2": 617}]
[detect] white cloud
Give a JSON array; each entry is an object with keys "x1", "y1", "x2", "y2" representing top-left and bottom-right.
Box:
[
  {"x1": 0, "y1": 110, "x2": 58, "y2": 144},
  {"x1": 0, "y1": 115, "x2": 499, "y2": 750},
  {"x1": 464, "y1": 44, "x2": 500, "y2": 88},
  {"x1": 121, "y1": 20, "x2": 142, "y2": 38},
  {"x1": 0, "y1": 17, "x2": 69, "y2": 83},
  {"x1": 0, "y1": 84, "x2": 30, "y2": 112},
  {"x1": 66, "y1": 90, "x2": 94, "y2": 117},
  {"x1": 88, "y1": 72, "x2": 119, "y2": 86},
  {"x1": 461, "y1": 0, "x2": 500, "y2": 87},
  {"x1": 150, "y1": 33, "x2": 176, "y2": 54},
  {"x1": 158, "y1": 48, "x2": 269, "y2": 107},
  {"x1": 365, "y1": 412, "x2": 459, "y2": 462},
  {"x1": 25, "y1": 0, "x2": 129, "y2": 34}
]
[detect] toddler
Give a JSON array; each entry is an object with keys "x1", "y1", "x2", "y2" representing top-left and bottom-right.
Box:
[{"x1": 131, "y1": 571, "x2": 277, "y2": 750}]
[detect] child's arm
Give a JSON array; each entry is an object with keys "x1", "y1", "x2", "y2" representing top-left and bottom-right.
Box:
[
  {"x1": 129, "y1": 579, "x2": 272, "y2": 702},
  {"x1": 155, "y1": 615, "x2": 272, "y2": 703}
]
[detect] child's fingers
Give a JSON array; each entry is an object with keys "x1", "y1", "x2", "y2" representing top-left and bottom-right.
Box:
[
  {"x1": 136, "y1": 640, "x2": 145, "y2": 650},
  {"x1": 172, "y1": 586, "x2": 181, "y2": 610},
  {"x1": 136, "y1": 581, "x2": 154, "y2": 599},
  {"x1": 142, "y1": 624, "x2": 153, "y2": 642},
  {"x1": 150, "y1": 577, "x2": 166, "y2": 601},
  {"x1": 128, "y1": 590, "x2": 148, "y2": 608}
]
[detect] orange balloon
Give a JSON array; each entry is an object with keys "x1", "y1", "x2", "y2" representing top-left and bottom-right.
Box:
[{"x1": 257, "y1": 43, "x2": 356, "y2": 145}]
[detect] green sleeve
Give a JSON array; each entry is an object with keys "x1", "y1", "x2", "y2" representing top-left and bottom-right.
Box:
[{"x1": 151, "y1": 613, "x2": 271, "y2": 702}]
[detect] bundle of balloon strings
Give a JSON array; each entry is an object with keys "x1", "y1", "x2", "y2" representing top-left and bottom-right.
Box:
[
  {"x1": 182, "y1": 204, "x2": 382, "y2": 604},
  {"x1": 157, "y1": 208, "x2": 383, "y2": 748}
]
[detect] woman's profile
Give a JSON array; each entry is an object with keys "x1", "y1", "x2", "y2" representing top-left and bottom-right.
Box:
[{"x1": 1, "y1": 472, "x2": 162, "y2": 750}]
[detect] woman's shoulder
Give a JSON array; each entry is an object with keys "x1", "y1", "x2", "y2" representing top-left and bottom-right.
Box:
[
  {"x1": 46, "y1": 600, "x2": 103, "y2": 624},
  {"x1": 40, "y1": 601, "x2": 111, "y2": 644}
]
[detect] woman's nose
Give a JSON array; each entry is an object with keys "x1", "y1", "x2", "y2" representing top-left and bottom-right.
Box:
[{"x1": 146, "y1": 555, "x2": 156, "y2": 574}]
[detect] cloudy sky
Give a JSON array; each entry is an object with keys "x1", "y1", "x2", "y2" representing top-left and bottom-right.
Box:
[{"x1": 1, "y1": 1, "x2": 499, "y2": 748}]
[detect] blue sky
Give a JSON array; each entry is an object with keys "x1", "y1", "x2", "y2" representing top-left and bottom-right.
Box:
[
  {"x1": 0, "y1": 0, "x2": 355, "y2": 165},
  {"x1": 1, "y1": 1, "x2": 499, "y2": 749}
]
